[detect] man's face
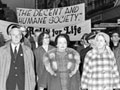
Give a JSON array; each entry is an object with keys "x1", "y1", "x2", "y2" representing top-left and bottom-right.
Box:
[
  {"x1": 111, "y1": 33, "x2": 120, "y2": 43},
  {"x1": 10, "y1": 28, "x2": 22, "y2": 45}
]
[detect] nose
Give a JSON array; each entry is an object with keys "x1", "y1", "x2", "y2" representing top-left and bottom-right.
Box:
[{"x1": 15, "y1": 35, "x2": 20, "y2": 38}]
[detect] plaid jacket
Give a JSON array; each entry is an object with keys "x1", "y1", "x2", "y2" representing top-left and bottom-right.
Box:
[{"x1": 81, "y1": 48, "x2": 120, "y2": 90}]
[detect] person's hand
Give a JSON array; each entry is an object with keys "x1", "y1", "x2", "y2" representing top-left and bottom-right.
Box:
[
  {"x1": 69, "y1": 71, "x2": 75, "y2": 77},
  {"x1": 39, "y1": 87, "x2": 44, "y2": 90},
  {"x1": 50, "y1": 71, "x2": 57, "y2": 76},
  {"x1": 53, "y1": 72, "x2": 57, "y2": 76}
]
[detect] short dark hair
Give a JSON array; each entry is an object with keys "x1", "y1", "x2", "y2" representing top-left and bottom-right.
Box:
[
  {"x1": 55, "y1": 34, "x2": 70, "y2": 46},
  {"x1": 111, "y1": 31, "x2": 120, "y2": 37},
  {"x1": 38, "y1": 32, "x2": 50, "y2": 46}
]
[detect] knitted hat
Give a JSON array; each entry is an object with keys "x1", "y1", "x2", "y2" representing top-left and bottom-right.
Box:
[{"x1": 95, "y1": 32, "x2": 110, "y2": 46}]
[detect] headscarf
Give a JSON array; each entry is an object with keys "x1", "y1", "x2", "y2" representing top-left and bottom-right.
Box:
[
  {"x1": 95, "y1": 32, "x2": 110, "y2": 46},
  {"x1": 94, "y1": 32, "x2": 114, "y2": 56}
]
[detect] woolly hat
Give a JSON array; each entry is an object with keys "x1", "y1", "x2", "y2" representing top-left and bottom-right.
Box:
[{"x1": 95, "y1": 32, "x2": 110, "y2": 46}]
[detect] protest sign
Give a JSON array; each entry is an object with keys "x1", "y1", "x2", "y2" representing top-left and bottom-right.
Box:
[
  {"x1": 49, "y1": 19, "x2": 91, "y2": 41},
  {"x1": 0, "y1": 19, "x2": 91, "y2": 41},
  {"x1": 16, "y1": 3, "x2": 85, "y2": 29},
  {"x1": 23, "y1": 19, "x2": 91, "y2": 41}
]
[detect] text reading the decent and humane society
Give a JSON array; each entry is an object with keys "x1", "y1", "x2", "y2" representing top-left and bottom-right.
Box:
[{"x1": 17, "y1": 4, "x2": 84, "y2": 25}]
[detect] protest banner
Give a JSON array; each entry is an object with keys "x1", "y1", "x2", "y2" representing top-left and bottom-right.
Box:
[
  {"x1": 49, "y1": 19, "x2": 91, "y2": 41},
  {"x1": 20, "y1": 19, "x2": 91, "y2": 41},
  {"x1": 16, "y1": 3, "x2": 85, "y2": 29},
  {"x1": 0, "y1": 19, "x2": 91, "y2": 41}
]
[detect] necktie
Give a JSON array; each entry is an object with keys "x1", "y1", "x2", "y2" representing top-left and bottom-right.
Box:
[{"x1": 14, "y1": 46, "x2": 17, "y2": 58}]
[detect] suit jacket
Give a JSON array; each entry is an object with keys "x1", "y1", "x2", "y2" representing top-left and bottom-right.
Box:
[{"x1": 0, "y1": 43, "x2": 35, "y2": 90}]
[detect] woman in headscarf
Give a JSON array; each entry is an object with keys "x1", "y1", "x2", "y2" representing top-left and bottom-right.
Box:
[{"x1": 81, "y1": 32, "x2": 120, "y2": 90}]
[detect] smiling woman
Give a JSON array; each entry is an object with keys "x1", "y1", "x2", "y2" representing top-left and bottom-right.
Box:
[{"x1": 81, "y1": 32, "x2": 120, "y2": 90}]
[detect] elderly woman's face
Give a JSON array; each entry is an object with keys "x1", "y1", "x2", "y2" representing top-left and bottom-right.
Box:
[
  {"x1": 96, "y1": 35, "x2": 106, "y2": 49},
  {"x1": 57, "y1": 36, "x2": 67, "y2": 52}
]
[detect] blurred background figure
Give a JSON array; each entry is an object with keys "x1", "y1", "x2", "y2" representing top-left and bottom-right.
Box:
[
  {"x1": 76, "y1": 33, "x2": 89, "y2": 54},
  {"x1": 30, "y1": 29, "x2": 41, "y2": 51},
  {"x1": 20, "y1": 26, "x2": 31, "y2": 48},
  {"x1": 110, "y1": 31, "x2": 120, "y2": 76},
  {"x1": 110, "y1": 31, "x2": 120, "y2": 50},
  {"x1": 79, "y1": 32, "x2": 96, "y2": 77}
]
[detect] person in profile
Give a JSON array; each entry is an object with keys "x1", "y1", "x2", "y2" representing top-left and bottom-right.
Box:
[{"x1": 0, "y1": 25, "x2": 35, "y2": 90}]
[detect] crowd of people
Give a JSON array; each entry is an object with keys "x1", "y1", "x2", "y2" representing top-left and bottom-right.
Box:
[{"x1": 0, "y1": 24, "x2": 120, "y2": 90}]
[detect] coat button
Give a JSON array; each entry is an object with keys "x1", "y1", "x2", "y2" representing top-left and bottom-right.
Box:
[
  {"x1": 13, "y1": 61, "x2": 15, "y2": 63},
  {"x1": 15, "y1": 74, "x2": 18, "y2": 76},
  {"x1": 15, "y1": 67, "x2": 17, "y2": 69}
]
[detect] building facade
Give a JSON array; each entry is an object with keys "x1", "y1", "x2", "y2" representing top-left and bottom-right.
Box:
[
  {"x1": 1, "y1": 0, "x2": 35, "y2": 11},
  {"x1": 85, "y1": 0, "x2": 120, "y2": 25},
  {"x1": 36, "y1": 0, "x2": 85, "y2": 9},
  {"x1": 0, "y1": 0, "x2": 7, "y2": 20}
]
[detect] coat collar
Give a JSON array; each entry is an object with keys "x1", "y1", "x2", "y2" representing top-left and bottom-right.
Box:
[{"x1": 4, "y1": 42, "x2": 28, "y2": 52}]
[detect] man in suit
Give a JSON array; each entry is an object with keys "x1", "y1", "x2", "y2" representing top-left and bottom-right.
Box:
[{"x1": 0, "y1": 25, "x2": 35, "y2": 90}]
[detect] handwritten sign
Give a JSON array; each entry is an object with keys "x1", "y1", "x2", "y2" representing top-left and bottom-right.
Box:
[
  {"x1": 16, "y1": 3, "x2": 85, "y2": 29},
  {"x1": 25, "y1": 20, "x2": 91, "y2": 41},
  {"x1": 0, "y1": 19, "x2": 91, "y2": 41}
]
